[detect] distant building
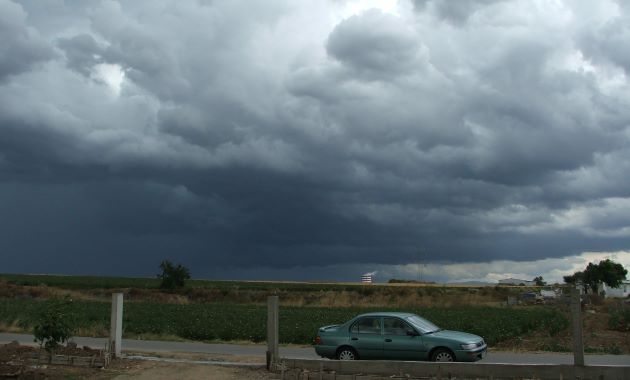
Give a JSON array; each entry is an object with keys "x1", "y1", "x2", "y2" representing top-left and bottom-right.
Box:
[
  {"x1": 498, "y1": 278, "x2": 535, "y2": 286},
  {"x1": 597, "y1": 281, "x2": 630, "y2": 298},
  {"x1": 540, "y1": 289, "x2": 560, "y2": 299},
  {"x1": 572, "y1": 281, "x2": 630, "y2": 298},
  {"x1": 361, "y1": 274, "x2": 373, "y2": 284}
]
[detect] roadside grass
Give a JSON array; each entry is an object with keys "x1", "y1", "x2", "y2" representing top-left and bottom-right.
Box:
[
  {"x1": 539, "y1": 342, "x2": 624, "y2": 355},
  {"x1": 585, "y1": 345, "x2": 623, "y2": 355},
  {"x1": 539, "y1": 342, "x2": 572, "y2": 352},
  {"x1": 0, "y1": 321, "x2": 25, "y2": 334},
  {"x1": 0, "y1": 275, "x2": 542, "y2": 308}
]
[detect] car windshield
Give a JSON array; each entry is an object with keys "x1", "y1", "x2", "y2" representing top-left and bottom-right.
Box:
[{"x1": 405, "y1": 315, "x2": 441, "y2": 334}]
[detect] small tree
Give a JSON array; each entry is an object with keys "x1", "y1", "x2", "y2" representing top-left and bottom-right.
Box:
[
  {"x1": 33, "y1": 297, "x2": 75, "y2": 352},
  {"x1": 533, "y1": 276, "x2": 547, "y2": 286},
  {"x1": 158, "y1": 260, "x2": 191, "y2": 290}
]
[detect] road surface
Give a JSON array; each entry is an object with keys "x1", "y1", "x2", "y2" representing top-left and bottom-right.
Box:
[{"x1": 2, "y1": 333, "x2": 629, "y2": 366}]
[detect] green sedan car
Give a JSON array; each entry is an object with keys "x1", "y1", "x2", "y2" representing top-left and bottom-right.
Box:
[{"x1": 313, "y1": 312, "x2": 486, "y2": 362}]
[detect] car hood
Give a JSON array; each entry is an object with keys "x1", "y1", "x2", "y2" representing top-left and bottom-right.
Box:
[{"x1": 428, "y1": 330, "x2": 483, "y2": 343}]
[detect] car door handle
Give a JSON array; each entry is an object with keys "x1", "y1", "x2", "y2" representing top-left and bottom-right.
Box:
[
  {"x1": 385, "y1": 339, "x2": 392, "y2": 342},
  {"x1": 351, "y1": 337, "x2": 358, "y2": 341}
]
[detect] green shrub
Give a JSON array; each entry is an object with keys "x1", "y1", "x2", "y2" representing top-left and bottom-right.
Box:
[
  {"x1": 33, "y1": 298, "x2": 75, "y2": 352},
  {"x1": 608, "y1": 307, "x2": 630, "y2": 332},
  {"x1": 157, "y1": 260, "x2": 191, "y2": 290}
]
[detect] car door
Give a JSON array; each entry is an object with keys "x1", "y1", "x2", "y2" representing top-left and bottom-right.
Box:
[
  {"x1": 348, "y1": 317, "x2": 383, "y2": 359},
  {"x1": 382, "y1": 317, "x2": 426, "y2": 360}
]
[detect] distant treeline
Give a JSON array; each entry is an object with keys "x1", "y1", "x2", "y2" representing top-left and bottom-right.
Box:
[
  {"x1": 1, "y1": 273, "x2": 544, "y2": 309},
  {"x1": 388, "y1": 278, "x2": 436, "y2": 284},
  {"x1": 0, "y1": 273, "x2": 391, "y2": 292}
]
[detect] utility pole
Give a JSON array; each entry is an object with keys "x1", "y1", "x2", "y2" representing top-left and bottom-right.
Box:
[
  {"x1": 266, "y1": 296, "x2": 279, "y2": 370},
  {"x1": 571, "y1": 288, "x2": 584, "y2": 366}
]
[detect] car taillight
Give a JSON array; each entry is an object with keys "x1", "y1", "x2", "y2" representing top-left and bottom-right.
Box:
[{"x1": 314, "y1": 336, "x2": 322, "y2": 345}]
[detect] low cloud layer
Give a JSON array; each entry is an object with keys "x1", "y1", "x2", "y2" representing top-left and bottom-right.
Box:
[{"x1": 1, "y1": 0, "x2": 629, "y2": 281}]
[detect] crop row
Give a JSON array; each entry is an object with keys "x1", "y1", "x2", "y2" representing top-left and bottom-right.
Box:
[{"x1": 0, "y1": 298, "x2": 567, "y2": 345}]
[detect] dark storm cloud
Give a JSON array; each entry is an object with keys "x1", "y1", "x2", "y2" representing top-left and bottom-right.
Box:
[
  {"x1": 1, "y1": 0, "x2": 629, "y2": 280},
  {"x1": 0, "y1": 0, "x2": 55, "y2": 81},
  {"x1": 57, "y1": 34, "x2": 105, "y2": 77},
  {"x1": 326, "y1": 10, "x2": 423, "y2": 76},
  {"x1": 412, "y1": 0, "x2": 507, "y2": 24},
  {"x1": 578, "y1": 14, "x2": 630, "y2": 75}
]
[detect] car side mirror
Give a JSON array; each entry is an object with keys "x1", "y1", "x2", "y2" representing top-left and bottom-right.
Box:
[{"x1": 406, "y1": 329, "x2": 419, "y2": 336}]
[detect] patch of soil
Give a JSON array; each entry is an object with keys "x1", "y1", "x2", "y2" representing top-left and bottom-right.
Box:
[
  {"x1": 46, "y1": 343, "x2": 102, "y2": 357},
  {"x1": 108, "y1": 361, "x2": 278, "y2": 380},
  {"x1": 0, "y1": 342, "x2": 277, "y2": 380},
  {"x1": 0, "y1": 341, "x2": 120, "y2": 379},
  {"x1": 0, "y1": 342, "x2": 35, "y2": 362},
  {"x1": 124, "y1": 350, "x2": 265, "y2": 364}
]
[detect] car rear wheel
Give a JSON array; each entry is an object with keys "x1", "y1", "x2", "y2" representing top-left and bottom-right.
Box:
[
  {"x1": 431, "y1": 348, "x2": 455, "y2": 362},
  {"x1": 336, "y1": 347, "x2": 358, "y2": 360}
]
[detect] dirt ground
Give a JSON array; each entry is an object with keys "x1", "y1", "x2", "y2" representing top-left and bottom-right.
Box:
[
  {"x1": 0, "y1": 342, "x2": 279, "y2": 379},
  {"x1": 109, "y1": 361, "x2": 278, "y2": 380}
]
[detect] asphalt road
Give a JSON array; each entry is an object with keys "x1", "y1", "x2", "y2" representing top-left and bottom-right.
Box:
[{"x1": 2, "y1": 333, "x2": 629, "y2": 366}]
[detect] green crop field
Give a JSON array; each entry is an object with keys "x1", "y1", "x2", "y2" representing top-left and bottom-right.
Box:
[{"x1": 0, "y1": 298, "x2": 567, "y2": 345}]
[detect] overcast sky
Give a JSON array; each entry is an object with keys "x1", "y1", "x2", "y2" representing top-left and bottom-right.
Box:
[{"x1": 1, "y1": 0, "x2": 630, "y2": 283}]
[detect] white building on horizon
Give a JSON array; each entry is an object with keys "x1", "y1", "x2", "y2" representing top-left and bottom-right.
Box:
[
  {"x1": 597, "y1": 281, "x2": 630, "y2": 298},
  {"x1": 498, "y1": 278, "x2": 535, "y2": 286}
]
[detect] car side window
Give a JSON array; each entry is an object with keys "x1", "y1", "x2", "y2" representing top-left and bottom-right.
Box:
[
  {"x1": 383, "y1": 317, "x2": 413, "y2": 336},
  {"x1": 351, "y1": 317, "x2": 381, "y2": 334}
]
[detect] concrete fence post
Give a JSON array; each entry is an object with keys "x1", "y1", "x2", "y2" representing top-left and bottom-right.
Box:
[
  {"x1": 570, "y1": 287, "x2": 584, "y2": 366},
  {"x1": 109, "y1": 292, "x2": 123, "y2": 358},
  {"x1": 267, "y1": 295, "x2": 279, "y2": 370}
]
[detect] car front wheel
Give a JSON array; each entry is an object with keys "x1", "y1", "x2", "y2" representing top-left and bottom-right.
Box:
[
  {"x1": 431, "y1": 348, "x2": 455, "y2": 362},
  {"x1": 336, "y1": 347, "x2": 358, "y2": 360}
]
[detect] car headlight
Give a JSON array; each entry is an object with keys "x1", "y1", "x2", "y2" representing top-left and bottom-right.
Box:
[{"x1": 461, "y1": 343, "x2": 478, "y2": 350}]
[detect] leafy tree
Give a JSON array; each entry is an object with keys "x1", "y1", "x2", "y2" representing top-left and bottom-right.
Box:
[
  {"x1": 564, "y1": 259, "x2": 627, "y2": 293},
  {"x1": 597, "y1": 259, "x2": 628, "y2": 288},
  {"x1": 563, "y1": 271, "x2": 583, "y2": 284},
  {"x1": 533, "y1": 276, "x2": 547, "y2": 286},
  {"x1": 583, "y1": 262, "x2": 601, "y2": 293},
  {"x1": 33, "y1": 297, "x2": 75, "y2": 352},
  {"x1": 564, "y1": 271, "x2": 587, "y2": 292},
  {"x1": 157, "y1": 260, "x2": 191, "y2": 290}
]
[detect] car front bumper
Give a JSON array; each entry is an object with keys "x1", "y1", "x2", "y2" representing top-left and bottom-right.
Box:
[{"x1": 455, "y1": 345, "x2": 487, "y2": 362}]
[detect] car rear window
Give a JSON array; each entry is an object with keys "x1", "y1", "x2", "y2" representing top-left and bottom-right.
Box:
[{"x1": 351, "y1": 317, "x2": 381, "y2": 334}]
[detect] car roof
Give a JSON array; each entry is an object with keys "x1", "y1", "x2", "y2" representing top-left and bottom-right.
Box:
[{"x1": 354, "y1": 312, "x2": 417, "y2": 319}]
